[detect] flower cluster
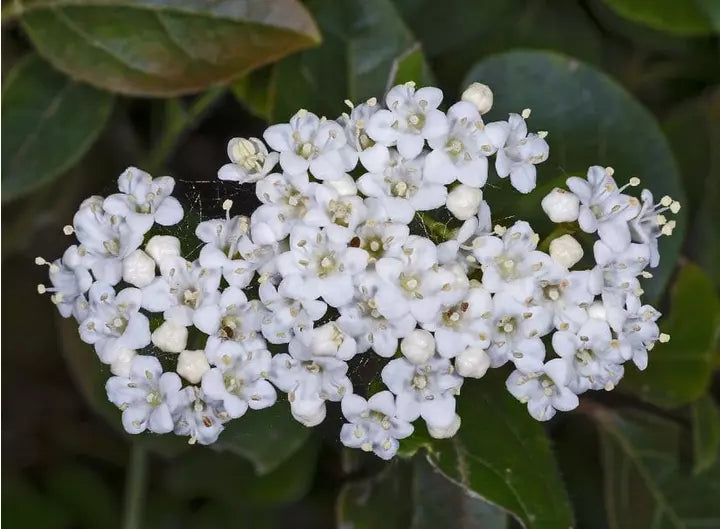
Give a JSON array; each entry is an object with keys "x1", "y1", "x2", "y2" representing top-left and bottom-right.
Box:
[{"x1": 38, "y1": 82, "x2": 677, "y2": 458}]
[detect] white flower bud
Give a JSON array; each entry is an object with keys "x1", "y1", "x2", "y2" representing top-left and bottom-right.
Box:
[
  {"x1": 122, "y1": 249, "x2": 156, "y2": 288},
  {"x1": 461, "y1": 82, "x2": 494, "y2": 115},
  {"x1": 455, "y1": 346, "x2": 490, "y2": 378},
  {"x1": 290, "y1": 400, "x2": 326, "y2": 427},
  {"x1": 549, "y1": 234, "x2": 584, "y2": 268},
  {"x1": 325, "y1": 174, "x2": 357, "y2": 196},
  {"x1": 110, "y1": 348, "x2": 136, "y2": 377},
  {"x1": 446, "y1": 185, "x2": 483, "y2": 220},
  {"x1": 400, "y1": 329, "x2": 435, "y2": 365},
  {"x1": 311, "y1": 323, "x2": 342, "y2": 357},
  {"x1": 145, "y1": 235, "x2": 181, "y2": 266},
  {"x1": 541, "y1": 188, "x2": 580, "y2": 223},
  {"x1": 587, "y1": 301, "x2": 607, "y2": 321},
  {"x1": 427, "y1": 413, "x2": 461, "y2": 439},
  {"x1": 151, "y1": 320, "x2": 187, "y2": 353},
  {"x1": 177, "y1": 349, "x2": 210, "y2": 384}
]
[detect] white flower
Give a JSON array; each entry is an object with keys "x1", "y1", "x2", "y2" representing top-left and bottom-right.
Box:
[
  {"x1": 122, "y1": 249, "x2": 156, "y2": 288},
  {"x1": 541, "y1": 188, "x2": 580, "y2": 223},
  {"x1": 193, "y1": 286, "x2": 266, "y2": 356},
  {"x1": 487, "y1": 292, "x2": 550, "y2": 372},
  {"x1": 177, "y1": 349, "x2": 211, "y2": 384},
  {"x1": 374, "y1": 236, "x2": 460, "y2": 324},
  {"x1": 461, "y1": 82, "x2": 493, "y2": 114},
  {"x1": 446, "y1": 185, "x2": 483, "y2": 220},
  {"x1": 259, "y1": 277, "x2": 327, "y2": 345},
  {"x1": 493, "y1": 113, "x2": 549, "y2": 193},
  {"x1": 174, "y1": 387, "x2": 229, "y2": 445},
  {"x1": 141, "y1": 257, "x2": 221, "y2": 326},
  {"x1": 340, "y1": 392, "x2": 414, "y2": 460},
  {"x1": 303, "y1": 183, "x2": 368, "y2": 239},
  {"x1": 36, "y1": 246, "x2": 92, "y2": 320},
  {"x1": 104, "y1": 167, "x2": 183, "y2": 232},
  {"x1": 310, "y1": 322, "x2": 358, "y2": 360},
  {"x1": 455, "y1": 346, "x2": 491, "y2": 378},
  {"x1": 567, "y1": 166, "x2": 640, "y2": 252},
  {"x1": 399, "y1": 328, "x2": 436, "y2": 365},
  {"x1": 427, "y1": 413, "x2": 461, "y2": 439},
  {"x1": 145, "y1": 235, "x2": 181, "y2": 266},
  {"x1": 533, "y1": 267, "x2": 593, "y2": 332},
  {"x1": 629, "y1": 189, "x2": 679, "y2": 267},
  {"x1": 352, "y1": 213, "x2": 410, "y2": 263},
  {"x1": 263, "y1": 110, "x2": 353, "y2": 180},
  {"x1": 106, "y1": 355, "x2": 188, "y2": 434},
  {"x1": 275, "y1": 225, "x2": 369, "y2": 308},
  {"x1": 338, "y1": 99, "x2": 390, "y2": 171},
  {"x1": 357, "y1": 150, "x2": 446, "y2": 224},
  {"x1": 424, "y1": 101, "x2": 497, "y2": 187},
  {"x1": 367, "y1": 83, "x2": 448, "y2": 159},
  {"x1": 549, "y1": 234, "x2": 584, "y2": 269},
  {"x1": 110, "y1": 348, "x2": 136, "y2": 377},
  {"x1": 151, "y1": 320, "x2": 188, "y2": 353},
  {"x1": 202, "y1": 347, "x2": 276, "y2": 418},
  {"x1": 252, "y1": 172, "x2": 316, "y2": 243},
  {"x1": 381, "y1": 355, "x2": 463, "y2": 430},
  {"x1": 506, "y1": 357, "x2": 579, "y2": 421},
  {"x1": 218, "y1": 137, "x2": 278, "y2": 183},
  {"x1": 422, "y1": 286, "x2": 493, "y2": 358},
  {"x1": 73, "y1": 196, "x2": 144, "y2": 285},
  {"x1": 337, "y1": 272, "x2": 416, "y2": 358},
  {"x1": 552, "y1": 318, "x2": 627, "y2": 393},
  {"x1": 617, "y1": 297, "x2": 661, "y2": 370},
  {"x1": 79, "y1": 283, "x2": 151, "y2": 363}
]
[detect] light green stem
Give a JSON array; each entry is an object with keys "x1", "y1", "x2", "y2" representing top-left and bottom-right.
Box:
[
  {"x1": 122, "y1": 443, "x2": 148, "y2": 529},
  {"x1": 145, "y1": 87, "x2": 225, "y2": 174}
]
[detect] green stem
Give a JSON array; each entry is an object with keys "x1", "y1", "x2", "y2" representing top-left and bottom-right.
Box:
[
  {"x1": 144, "y1": 87, "x2": 225, "y2": 173},
  {"x1": 122, "y1": 443, "x2": 148, "y2": 529}
]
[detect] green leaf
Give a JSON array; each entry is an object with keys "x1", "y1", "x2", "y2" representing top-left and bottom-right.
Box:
[
  {"x1": 253, "y1": 0, "x2": 418, "y2": 121},
  {"x1": 422, "y1": 370, "x2": 573, "y2": 529},
  {"x1": 386, "y1": 43, "x2": 435, "y2": 90},
  {"x1": 601, "y1": 0, "x2": 716, "y2": 36},
  {"x1": 691, "y1": 395, "x2": 720, "y2": 475},
  {"x1": 595, "y1": 407, "x2": 720, "y2": 528},
  {"x1": 213, "y1": 402, "x2": 312, "y2": 475},
  {"x1": 624, "y1": 264, "x2": 720, "y2": 407},
  {"x1": 2, "y1": 474, "x2": 71, "y2": 529},
  {"x1": 18, "y1": 0, "x2": 320, "y2": 96},
  {"x1": 1, "y1": 54, "x2": 113, "y2": 202},
  {"x1": 337, "y1": 457, "x2": 507, "y2": 529},
  {"x1": 463, "y1": 50, "x2": 686, "y2": 301}
]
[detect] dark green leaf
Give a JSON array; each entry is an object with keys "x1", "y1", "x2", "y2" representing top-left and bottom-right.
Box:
[
  {"x1": 386, "y1": 43, "x2": 435, "y2": 90},
  {"x1": 601, "y1": 0, "x2": 716, "y2": 36},
  {"x1": 464, "y1": 50, "x2": 686, "y2": 301},
  {"x1": 423, "y1": 370, "x2": 573, "y2": 529},
  {"x1": 1, "y1": 474, "x2": 71, "y2": 529},
  {"x1": 1, "y1": 54, "x2": 113, "y2": 202},
  {"x1": 691, "y1": 395, "x2": 720, "y2": 475},
  {"x1": 624, "y1": 264, "x2": 720, "y2": 407},
  {"x1": 595, "y1": 407, "x2": 720, "y2": 528},
  {"x1": 214, "y1": 402, "x2": 312, "y2": 475},
  {"x1": 18, "y1": 0, "x2": 320, "y2": 96}
]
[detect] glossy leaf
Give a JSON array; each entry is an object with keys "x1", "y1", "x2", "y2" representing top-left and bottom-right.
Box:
[
  {"x1": 624, "y1": 264, "x2": 720, "y2": 407},
  {"x1": 595, "y1": 407, "x2": 720, "y2": 528},
  {"x1": 463, "y1": 50, "x2": 686, "y2": 301},
  {"x1": 601, "y1": 0, "x2": 716, "y2": 36},
  {"x1": 18, "y1": 0, "x2": 320, "y2": 96},
  {"x1": 691, "y1": 395, "x2": 720, "y2": 475},
  {"x1": 1, "y1": 54, "x2": 113, "y2": 202},
  {"x1": 386, "y1": 43, "x2": 435, "y2": 91},
  {"x1": 423, "y1": 370, "x2": 573, "y2": 529},
  {"x1": 214, "y1": 402, "x2": 312, "y2": 475}
]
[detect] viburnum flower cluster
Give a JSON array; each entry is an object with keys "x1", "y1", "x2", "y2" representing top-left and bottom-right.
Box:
[{"x1": 38, "y1": 82, "x2": 677, "y2": 459}]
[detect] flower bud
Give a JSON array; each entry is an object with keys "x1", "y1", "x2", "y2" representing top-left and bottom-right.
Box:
[
  {"x1": 427, "y1": 413, "x2": 461, "y2": 439},
  {"x1": 541, "y1": 188, "x2": 580, "y2": 223},
  {"x1": 110, "y1": 348, "x2": 136, "y2": 377},
  {"x1": 455, "y1": 346, "x2": 490, "y2": 378},
  {"x1": 446, "y1": 185, "x2": 483, "y2": 220},
  {"x1": 145, "y1": 235, "x2": 181, "y2": 266},
  {"x1": 587, "y1": 301, "x2": 607, "y2": 321},
  {"x1": 311, "y1": 323, "x2": 343, "y2": 357},
  {"x1": 291, "y1": 399, "x2": 326, "y2": 427},
  {"x1": 400, "y1": 329, "x2": 435, "y2": 365},
  {"x1": 122, "y1": 249, "x2": 156, "y2": 288},
  {"x1": 325, "y1": 174, "x2": 358, "y2": 196},
  {"x1": 177, "y1": 349, "x2": 210, "y2": 384},
  {"x1": 151, "y1": 320, "x2": 187, "y2": 353},
  {"x1": 461, "y1": 83, "x2": 494, "y2": 115},
  {"x1": 549, "y1": 234, "x2": 584, "y2": 268}
]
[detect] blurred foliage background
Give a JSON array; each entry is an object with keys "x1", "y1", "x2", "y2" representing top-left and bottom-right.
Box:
[{"x1": 2, "y1": 0, "x2": 720, "y2": 528}]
